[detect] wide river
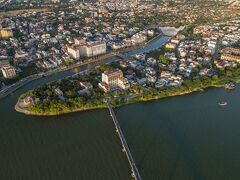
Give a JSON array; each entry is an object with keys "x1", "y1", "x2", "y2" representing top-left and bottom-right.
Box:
[{"x1": 1, "y1": 36, "x2": 240, "y2": 180}]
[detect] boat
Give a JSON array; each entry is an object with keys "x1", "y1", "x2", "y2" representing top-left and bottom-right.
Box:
[
  {"x1": 225, "y1": 82, "x2": 236, "y2": 90},
  {"x1": 218, "y1": 102, "x2": 228, "y2": 106}
]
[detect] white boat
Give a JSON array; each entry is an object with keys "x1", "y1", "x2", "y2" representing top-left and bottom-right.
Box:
[{"x1": 218, "y1": 102, "x2": 227, "y2": 106}]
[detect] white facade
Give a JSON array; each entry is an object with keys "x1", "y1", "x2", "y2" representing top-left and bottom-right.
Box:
[
  {"x1": 102, "y1": 69, "x2": 129, "y2": 90},
  {"x1": 131, "y1": 33, "x2": 147, "y2": 44},
  {"x1": 102, "y1": 69, "x2": 122, "y2": 87},
  {"x1": 1, "y1": 65, "x2": 16, "y2": 79},
  {"x1": 80, "y1": 42, "x2": 107, "y2": 58},
  {"x1": 67, "y1": 46, "x2": 80, "y2": 59},
  {"x1": 80, "y1": 45, "x2": 93, "y2": 57},
  {"x1": 91, "y1": 42, "x2": 107, "y2": 56}
]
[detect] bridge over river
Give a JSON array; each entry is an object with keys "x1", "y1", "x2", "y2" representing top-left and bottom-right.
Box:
[{"x1": 106, "y1": 100, "x2": 141, "y2": 180}]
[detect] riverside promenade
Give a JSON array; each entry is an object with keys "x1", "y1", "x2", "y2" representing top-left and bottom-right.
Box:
[{"x1": 106, "y1": 100, "x2": 141, "y2": 180}]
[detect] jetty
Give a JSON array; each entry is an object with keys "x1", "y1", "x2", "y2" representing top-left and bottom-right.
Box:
[{"x1": 106, "y1": 100, "x2": 141, "y2": 180}]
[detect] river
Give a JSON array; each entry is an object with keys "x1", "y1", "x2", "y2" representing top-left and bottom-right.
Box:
[
  {"x1": 1, "y1": 36, "x2": 240, "y2": 180},
  {"x1": 0, "y1": 70, "x2": 131, "y2": 180},
  {"x1": 115, "y1": 86, "x2": 240, "y2": 180}
]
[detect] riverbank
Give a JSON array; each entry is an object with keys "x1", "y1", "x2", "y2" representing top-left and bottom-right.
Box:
[
  {"x1": 15, "y1": 75, "x2": 240, "y2": 116},
  {"x1": 15, "y1": 100, "x2": 107, "y2": 116},
  {"x1": 116, "y1": 75, "x2": 240, "y2": 107}
]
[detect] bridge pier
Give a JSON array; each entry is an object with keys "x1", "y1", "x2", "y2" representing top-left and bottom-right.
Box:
[{"x1": 131, "y1": 171, "x2": 136, "y2": 178}]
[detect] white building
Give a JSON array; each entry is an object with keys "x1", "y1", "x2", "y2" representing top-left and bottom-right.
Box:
[
  {"x1": 67, "y1": 46, "x2": 80, "y2": 59},
  {"x1": 74, "y1": 38, "x2": 86, "y2": 45},
  {"x1": 79, "y1": 45, "x2": 93, "y2": 57},
  {"x1": 90, "y1": 41, "x2": 107, "y2": 56},
  {"x1": 1, "y1": 65, "x2": 16, "y2": 79},
  {"x1": 101, "y1": 69, "x2": 130, "y2": 90},
  {"x1": 51, "y1": 0, "x2": 60, "y2": 3},
  {"x1": 80, "y1": 41, "x2": 107, "y2": 57},
  {"x1": 131, "y1": 33, "x2": 147, "y2": 44}
]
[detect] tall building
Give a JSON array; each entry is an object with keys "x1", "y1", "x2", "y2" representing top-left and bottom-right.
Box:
[
  {"x1": 0, "y1": 28, "x2": 13, "y2": 39},
  {"x1": 73, "y1": 38, "x2": 107, "y2": 58},
  {"x1": 81, "y1": 41, "x2": 106, "y2": 57},
  {"x1": 102, "y1": 69, "x2": 122, "y2": 87},
  {"x1": 51, "y1": 0, "x2": 60, "y2": 3},
  {"x1": 74, "y1": 38, "x2": 86, "y2": 45},
  {"x1": 79, "y1": 45, "x2": 93, "y2": 57},
  {"x1": 101, "y1": 68, "x2": 130, "y2": 90},
  {"x1": 91, "y1": 41, "x2": 107, "y2": 56},
  {"x1": 1, "y1": 65, "x2": 16, "y2": 79},
  {"x1": 67, "y1": 46, "x2": 80, "y2": 59}
]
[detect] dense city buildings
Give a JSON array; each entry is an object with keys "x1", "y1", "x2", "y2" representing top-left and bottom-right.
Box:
[
  {"x1": 1, "y1": 2, "x2": 240, "y2": 180},
  {"x1": 0, "y1": 0, "x2": 239, "y2": 111}
]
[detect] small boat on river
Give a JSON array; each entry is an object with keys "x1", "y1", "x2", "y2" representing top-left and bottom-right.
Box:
[{"x1": 218, "y1": 102, "x2": 228, "y2": 106}]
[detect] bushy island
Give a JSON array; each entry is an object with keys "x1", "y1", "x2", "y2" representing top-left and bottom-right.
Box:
[{"x1": 15, "y1": 61, "x2": 240, "y2": 116}]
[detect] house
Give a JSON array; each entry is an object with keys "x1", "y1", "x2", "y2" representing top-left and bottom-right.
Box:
[
  {"x1": 165, "y1": 43, "x2": 176, "y2": 49},
  {"x1": 119, "y1": 60, "x2": 130, "y2": 68},
  {"x1": 1, "y1": 65, "x2": 16, "y2": 79},
  {"x1": 15, "y1": 50, "x2": 29, "y2": 59},
  {"x1": 23, "y1": 96, "x2": 33, "y2": 106},
  {"x1": 80, "y1": 82, "x2": 93, "y2": 90},
  {"x1": 54, "y1": 88, "x2": 63, "y2": 97},
  {"x1": 0, "y1": 28, "x2": 13, "y2": 39},
  {"x1": 146, "y1": 73, "x2": 157, "y2": 83},
  {"x1": 98, "y1": 82, "x2": 110, "y2": 93}
]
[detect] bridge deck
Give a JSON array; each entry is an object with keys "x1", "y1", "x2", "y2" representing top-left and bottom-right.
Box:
[{"x1": 106, "y1": 101, "x2": 141, "y2": 180}]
